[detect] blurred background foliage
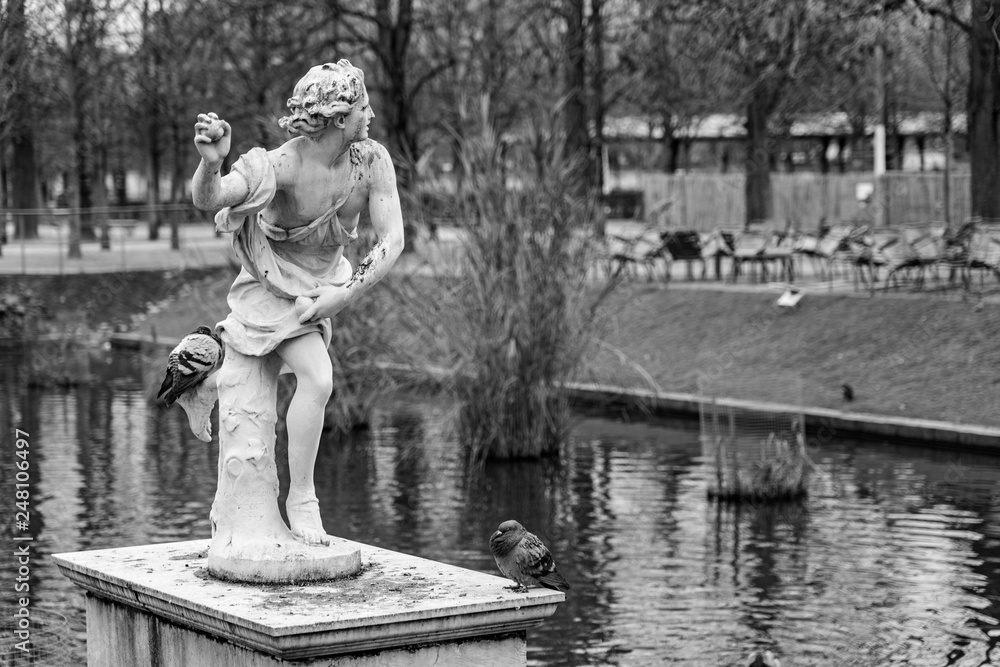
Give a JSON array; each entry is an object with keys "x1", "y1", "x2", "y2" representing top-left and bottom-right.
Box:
[
  {"x1": 0, "y1": 0, "x2": 992, "y2": 240},
  {"x1": 1, "y1": 0, "x2": 992, "y2": 458}
]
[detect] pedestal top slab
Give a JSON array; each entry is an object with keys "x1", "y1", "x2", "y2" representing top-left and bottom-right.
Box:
[{"x1": 53, "y1": 538, "x2": 564, "y2": 660}]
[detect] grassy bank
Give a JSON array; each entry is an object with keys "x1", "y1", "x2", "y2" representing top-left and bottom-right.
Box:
[
  {"x1": 129, "y1": 272, "x2": 1000, "y2": 429},
  {"x1": 582, "y1": 285, "x2": 1000, "y2": 428}
]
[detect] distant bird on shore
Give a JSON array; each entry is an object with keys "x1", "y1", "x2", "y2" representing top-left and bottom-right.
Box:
[
  {"x1": 157, "y1": 326, "x2": 224, "y2": 406},
  {"x1": 841, "y1": 383, "x2": 854, "y2": 402},
  {"x1": 489, "y1": 520, "x2": 570, "y2": 593},
  {"x1": 746, "y1": 650, "x2": 781, "y2": 667}
]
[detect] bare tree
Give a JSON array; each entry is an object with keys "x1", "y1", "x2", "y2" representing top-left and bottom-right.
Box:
[
  {"x1": 560, "y1": 0, "x2": 590, "y2": 190},
  {"x1": 1, "y1": 0, "x2": 42, "y2": 239},
  {"x1": 903, "y1": 6, "x2": 968, "y2": 225},
  {"x1": 677, "y1": 0, "x2": 890, "y2": 224},
  {"x1": 617, "y1": 2, "x2": 733, "y2": 174},
  {"x1": 913, "y1": 0, "x2": 1000, "y2": 220},
  {"x1": 62, "y1": 0, "x2": 113, "y2": 257},
  {"x1": 323, "y1": 0, "x2": 459, "y2": 189}
]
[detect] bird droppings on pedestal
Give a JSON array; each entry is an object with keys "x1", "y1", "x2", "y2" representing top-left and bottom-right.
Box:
[{"x1": 55, "y1": 537, "x2": 564, "y2": 643}]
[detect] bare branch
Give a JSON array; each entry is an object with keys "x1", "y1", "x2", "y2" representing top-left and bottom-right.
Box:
[{"x1": 910, "y1": 0, "x2": 971, "y2": 32}]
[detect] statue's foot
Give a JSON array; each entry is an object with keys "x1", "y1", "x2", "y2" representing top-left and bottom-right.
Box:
[{"x1": 286, "y1": 492, "x2": 331, "y2": 546}]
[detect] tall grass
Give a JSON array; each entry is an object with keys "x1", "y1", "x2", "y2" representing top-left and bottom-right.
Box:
[{"x1": 443, "y1": 98, "x2": 615, "y2": 460}]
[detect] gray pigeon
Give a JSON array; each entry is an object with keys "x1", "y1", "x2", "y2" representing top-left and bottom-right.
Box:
[
  {"x1": 156, "y1": 326, "x2": 224, "y2": 406},
  {"x1": 489, "y1": 520, "x2": 570, "y2": 593}
]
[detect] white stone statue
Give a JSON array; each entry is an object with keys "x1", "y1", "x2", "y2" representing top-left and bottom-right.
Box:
[{"x1": 189, "y1": 60, "x2": 404, "y2": 581}]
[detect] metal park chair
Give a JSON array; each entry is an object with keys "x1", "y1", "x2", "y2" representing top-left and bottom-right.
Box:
[
  {"x1": 899, "y1": 224, "x2": 947, "y2": 290},
  {"x1": 701, "y1": 228, "x2": 736, "y2": 280},
  {"x1": 603, "y1": 227, "x2": 669, "y2": 281},
  {"x1": 793, "y1": 224, "x2": 854, "y2": 281},
  {"x1": 869, "y1": 229, "x2": 921, "y2": 291},
  {"x1": 730, "y1": 229, "x2": 795, "y2": 283},
  {"x1": 661, "y1": 230, "x2": 707, "y2": 280},
  {"x1": 964, "y1": 222, "x2": 1000, "y2": 290}
]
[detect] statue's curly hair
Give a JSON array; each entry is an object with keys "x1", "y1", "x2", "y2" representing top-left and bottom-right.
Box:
[{"x1": 279, "y1": 60, "x2": 366, "y2": 136}]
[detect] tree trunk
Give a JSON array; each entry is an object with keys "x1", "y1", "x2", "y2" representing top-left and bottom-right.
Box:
[
  {"x1": 144, "y1": 0, "x2": 163, "y2": 240},
  {"x1": 113, "y1": 164, "x2": 127, "y2": 205},
  {"x1": 75, "y1": 136, "x2": 96, "y2": 242},
  {"x1": 819, "y1": 137, "x2": 830, "y2": 174},
  {"x1": 1, "y1": 144, "x2": 6, "y2": 253},
  {"x1": 968, "y1": 0, "x2": 1000, "y2": 220},
  {"x1": 170, "y1": 116, "x2": 184, "y2": 250},
  {"x1": 744, "y1": 88, "x2": 774, "y2": 225},
  {"x1": 943, "y1": 20, "x2": 954, "y2": 228},
  {"x1": 592, "y1": 0, "x2": 605, "y2": 192},
  {"x1": 661, "y1": 134, "x2": 681, "y2": 174},
  {"x1": 564, "y1": 0, "x2": 591, "y2": 193},
  {"x1": 248, "y1": 6, "x2": 273, "y2": 149},
  {"x1": 5, "y1": 0, "x2": 39, "y2": 239},
  {"x1": 68, "y1": 182, "x2": 82, "y2": 260},
  {"x1": 65, "y1": 14, "x2": 82, "y2": 260},
  {"x1": 944, "y1": 102, "x2": 953, "y2": 227},
  {"x1": 11, "y1": 132, "x2": 40, "y2": 239},
  {"x1": 375, "y1": 0, "x2": 415, "y2": 189},
  {"x1": 146, "y1": 129, "x2": 162, "y2": 239},
  {"x1": 66, "y1": 0, "x2": 97, "y2": 247},
  {"x1": 94, "y1": 143, "x2": 110, "y2": 250}
]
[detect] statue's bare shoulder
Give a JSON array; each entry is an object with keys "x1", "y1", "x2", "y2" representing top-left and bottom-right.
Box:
[
  {"x1": 350, "y1": 139, "x2": 398, "y2": 198},
  {"x1": 350, "y1": 139, "x2": 393, "y2": 178},
  {"x1": 266, "y1": 138, "x2": 308, "y2": 189}
]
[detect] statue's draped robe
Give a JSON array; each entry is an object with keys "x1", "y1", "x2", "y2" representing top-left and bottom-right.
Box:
[{"x1": 215, "y1": 146, "x2": 357, "y2": 356}]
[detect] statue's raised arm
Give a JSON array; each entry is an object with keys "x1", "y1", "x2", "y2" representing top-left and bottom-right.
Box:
[{"x1": 191, "y1": 112, "x2": 249, "y2": 211}]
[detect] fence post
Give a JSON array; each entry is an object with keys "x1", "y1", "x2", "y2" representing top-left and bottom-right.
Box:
[
  {"x1": 19, "y1": 214, "x2": 26, "y2": 275},
  {"x1": 56, "y1": 210, "x2": 65, "y2": 275}
]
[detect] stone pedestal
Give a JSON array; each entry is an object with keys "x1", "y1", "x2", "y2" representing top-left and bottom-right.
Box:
[{"x1": 53, "y1": 539, "x2": 564, "y2": 666}]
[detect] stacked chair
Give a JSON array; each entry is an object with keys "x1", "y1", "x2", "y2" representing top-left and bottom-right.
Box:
[
  {"x1": 604, "y1": 217, "x2": 1000, "y2": 295},
  {"x1": 964, "y1": 222, "x2": 1000, "y2": 289},
  {"x1": 603, "y1": 226, "x2": 670, "y2": 280},
  {"x1": 900, "y1": 225, "x2": 947, "y2": 289}
]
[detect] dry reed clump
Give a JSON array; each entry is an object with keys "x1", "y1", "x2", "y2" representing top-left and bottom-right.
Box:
[
  {"x1": 707, "y1": 431, "x2": 811, "y2": 502},
  {"x1": 322, "y1": 303, "x2": 397, "y2": 432},
  {"x1": 442, "y1": 101, "x2": 615, "y2": 461}
]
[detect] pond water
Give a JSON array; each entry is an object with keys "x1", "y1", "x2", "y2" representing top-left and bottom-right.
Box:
[{"x1": 2, "y1": 343, "x2": 1000, "y2": 666}]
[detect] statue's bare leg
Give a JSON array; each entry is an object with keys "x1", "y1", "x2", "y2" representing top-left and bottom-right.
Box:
[{"x1": 276, "y1": 332, "x2": 333, "y2": 546}]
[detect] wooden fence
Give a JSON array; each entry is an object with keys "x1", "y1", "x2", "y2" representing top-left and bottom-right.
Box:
[{"x1": 610, "y1": 170, "x2": 972, "y2": 232}]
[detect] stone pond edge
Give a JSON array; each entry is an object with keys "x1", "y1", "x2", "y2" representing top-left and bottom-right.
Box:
[{"x1": 564, "y1": 382, "x2": 1000, "y2": 453}]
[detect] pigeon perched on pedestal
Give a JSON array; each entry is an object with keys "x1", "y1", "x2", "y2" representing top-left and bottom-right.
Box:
[
  {"x1": 489, "y1": 520, "x2": 570, "y2": 593},
  {"x1": 156, "y1": 326, "x2": 224, "y2": 442}
]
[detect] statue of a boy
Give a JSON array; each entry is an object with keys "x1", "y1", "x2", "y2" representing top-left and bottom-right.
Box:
[{"x1": 191, "y1": 60, "x2": 403, "y2": 581}]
